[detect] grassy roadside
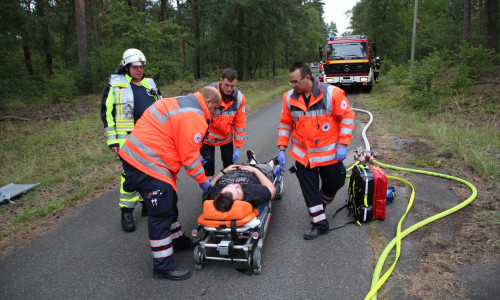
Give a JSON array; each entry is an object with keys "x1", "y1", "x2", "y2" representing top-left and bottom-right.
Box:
[
  {"x1": 355, "y1": 76, "x2": 499, "y2": 298},
  {"x1": 0, "y1": 73, "x2": 290, "y2": 253}
]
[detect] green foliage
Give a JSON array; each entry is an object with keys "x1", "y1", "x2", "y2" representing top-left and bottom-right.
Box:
[
  {"x1": 453, "y1": 45, "x2": 498, "y2": 88},
  {"x1": 42, "y1": 70, "x2": 78, "y2": 102}
]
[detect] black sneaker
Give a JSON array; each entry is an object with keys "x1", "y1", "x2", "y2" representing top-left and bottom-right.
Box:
[
  {"x1": 153, "y1": 267, "x2": 191, "y2": 281},
  {"x1": 246, "y1": 149, "x2": 257, "y2": 164}
]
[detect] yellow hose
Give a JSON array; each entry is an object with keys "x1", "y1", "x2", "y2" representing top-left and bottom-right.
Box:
[{"x1": 365, "y1": 159, "x2": 478, "y2": 300}]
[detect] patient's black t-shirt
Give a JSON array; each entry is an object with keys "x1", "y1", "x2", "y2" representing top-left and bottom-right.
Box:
[{"x1": 204, "y1": 169, "x2": 271, "y2": 208}]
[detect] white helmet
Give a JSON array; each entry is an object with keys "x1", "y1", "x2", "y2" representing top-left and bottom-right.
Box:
[
  {"x1": 376, "y1": 57, "x2": 380, "y2": 60},
  {"x1": 121, "y1": 48, "x2": 146, "y2": 66}
]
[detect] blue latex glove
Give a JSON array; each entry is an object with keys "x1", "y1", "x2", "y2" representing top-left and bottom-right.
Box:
[
  {"x1": 232, "y1": 148, "x2": 240, "y2": 163},
  {"x1": 335, "y1": 145, "x2": 347, "y2": 161},
  {"x1": 278, "y1": 150, "x2": 286, "y2": 166},
  {"x1": 199, "y1": 180, "x2": 212, "y2": 193},
  {"x1": 273, "y1": 165, "x2": 282, "y2": 176},
  {"x1": 199, "y1": 156, "x2": 207, "y2": 165}
]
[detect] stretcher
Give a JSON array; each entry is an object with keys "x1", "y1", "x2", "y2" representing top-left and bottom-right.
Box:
[{"x1": 191, "y1": 168, "x2": 284, "y2": 274}]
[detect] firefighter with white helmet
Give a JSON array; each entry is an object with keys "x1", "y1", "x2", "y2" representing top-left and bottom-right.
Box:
[
  {"x1": 100, "y1": 48, "x2": 162, "y2": 232},
  {"x1": 373, "y1": 57, "x2": 381, "y2": 83}
]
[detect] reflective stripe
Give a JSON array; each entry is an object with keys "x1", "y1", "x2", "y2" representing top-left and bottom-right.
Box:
[
  {"x1": 104, "y1": 127, "x2": 116, "y2": 133},
  {"x1": 308, "y1": 204, "x2": 324, "y2": 214},
  {"x1": 290, "y1": 143, "x2": 306, "y2": 158},
  {"x1": 149, "y1": 102, "x2": 204, "y2": 125},
  {"x1": 341, "y1": 128, "x2": 353, "y2": 135},
  {"x1": 291, "y1": 136, "x2": 306, "y2": 149},
  {"x1": 121, "y1": 143, "x2": 173, "y2": 181},
  {"x1": 291, "y1": 111, "x2": 305, "y2": 117},
  {"x1": 191, "y1": 166, "x2": 204, "y2": 179},
  {"x1": 171, "y1": 230, "x2": 184, "y2": 240},
  {"x1": 311, "y1": 213, "x2": 327, "y2": 223},
  {"x1": 279, "y1": 124, "x2": 292, "y2": 130},
  {"x1": 152, "y1": 247, "x2": 174, "y2": 258},
  {"x1": 107, "y1": 134, "x2": 117, "y2": 140},
  {"x1": 128, "y1": 134, "x2": 174, "y2": 172},
  {"x1": 305, "y1": 109, "x2": 329, "y2": 117},
  {"x1": 185, "y1": 159, "x2": 199, "y2": 172},
  {"x1": 150, "y1": 235, "x2": 173, "y2": 247},
  {"x1": 170, "y1": 221, "x2": 181, "y2": 230},
  {"x1": 221, "y1": 110, "x2": 237, "y2": 116},
  {"x1": 308, "y1": 141, "x2": 338, "y2": 153},
  {"x1": 205, "y1": 135, "x2": 232, "y2": 144},
  {"x1": 208, "y1": 132, "x2": 221, "y2": 139},
  {"x1": 234, "y1": 135, "x2": 244, "y2": 141},
  {"x1": 116, "y1": 134, "x2": 128, "y2": 140},
  {"x1": 120, "y1": 192, "x2": 140, "y2": 200},
  {"x1": 278, "y1": 130, "x2": 291, "y2": 137},
  {"x1": 340, "y1": 119, "x2": 355, "y2": 125},
  {"x1": 309, "y1": 153, "x2": 336, "y2": 164},
  {"x1": 233, "y1": 127, "x2": 245, "y2": 133},
  {"x1": 325, "y1": 85, "x2": 334, "y2": 111}
]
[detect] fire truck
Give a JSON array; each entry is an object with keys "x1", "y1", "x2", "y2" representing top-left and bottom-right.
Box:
[{"x1": 319, "y1": 35, "x2": 374, "y2": 92}]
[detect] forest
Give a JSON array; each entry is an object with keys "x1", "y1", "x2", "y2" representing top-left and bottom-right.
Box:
[{"x1": 0, "y1": 0, "x2": 498, "y2": 103}]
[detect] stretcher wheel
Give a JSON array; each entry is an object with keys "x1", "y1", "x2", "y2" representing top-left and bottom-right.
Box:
[
  {"x1": 193, "y1": 245, "x2": 205, "y2": 270},
  {"x1": 251, "y1": 247, "x2": 262, "y2": 274}
]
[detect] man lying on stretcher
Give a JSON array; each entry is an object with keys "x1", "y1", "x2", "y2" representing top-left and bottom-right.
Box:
[{"x1": 203, "y1": 150, "x2": 277, "y2": 212}]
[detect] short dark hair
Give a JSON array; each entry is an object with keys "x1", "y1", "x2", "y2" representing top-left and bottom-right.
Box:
[
  {"x1": 289, "y1": 62, "x2": 312, "y2": 78},
  {"x1": 221, "y1": 68, "x2": 237, "y2": 81},
  {"x1": 214, "y1": 191, "x2": 234, "y2": 212}
]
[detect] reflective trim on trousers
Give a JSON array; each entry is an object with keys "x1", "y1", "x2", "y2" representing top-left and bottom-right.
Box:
[
  {"x1": 152, "y1": 246, "x2": 174, "y2": 258},
  {"x1": 311, "y1": 213, "x2": 327, "y2": 223},
  {"x1": 150, "y1": 234, "x2": 174, "y2": 247}
]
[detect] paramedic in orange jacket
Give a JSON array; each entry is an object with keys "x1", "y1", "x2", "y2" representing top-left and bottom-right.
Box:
[
  {"x1": 119, "y1": 86, "x2": 221, "y2": 280},
  {"x1": 277, "y1": 62, "x2": 355, "y2": 240},
  {"x1": 201, "y1": 68, "x2": 246, "y2": 179}
]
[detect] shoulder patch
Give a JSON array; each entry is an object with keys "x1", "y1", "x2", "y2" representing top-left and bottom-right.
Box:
[
  {"x1": 340, "y1": 100, "x2": 348, "y2": 109},
  {"x1": 194, "y1": 133, "x2": 203, "y2": 143}
]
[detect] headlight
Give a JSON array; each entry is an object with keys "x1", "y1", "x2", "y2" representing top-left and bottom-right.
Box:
[
  {"x1": 360, "y1": 77, "x2": 368, "y2": 82},
  {"x1": 326, "y1": 78, "x2": 334, "y2": 83}
]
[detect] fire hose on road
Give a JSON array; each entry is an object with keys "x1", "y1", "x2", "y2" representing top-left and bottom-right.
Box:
[{"x1": 347, "y1": 107, "x2": 478, "y2": 300}]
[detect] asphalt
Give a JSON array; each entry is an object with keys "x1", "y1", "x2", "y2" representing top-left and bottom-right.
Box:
[{"x1": 1, "y1": 94, "x2": 496, "y2": 299}]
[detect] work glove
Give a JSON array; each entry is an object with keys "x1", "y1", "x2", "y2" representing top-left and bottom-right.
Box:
[
  {"x1": 232, "y1": 148, "x2": 240, "y2": 163},
  {"x1": 199, "y1": 156, "x2": 207, "y2": 166},
  {"x1": 278, "y1": 150, "x2": 286, "y2": 166},
  {"x1": 335, "y1": 145, "x2": 347, "y2": 161},
  {"x1": 199, "y1": 180, "x2": 212, "y2": 193}
]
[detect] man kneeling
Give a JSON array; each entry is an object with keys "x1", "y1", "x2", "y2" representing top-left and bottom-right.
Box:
[{"x1": 203, "y1": 151, "x2": 277, "y2": 211}]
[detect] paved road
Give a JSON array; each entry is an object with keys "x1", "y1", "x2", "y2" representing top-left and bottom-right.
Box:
[{"x1": 2, "y1": 94, "x2": 488, "y2": 299}]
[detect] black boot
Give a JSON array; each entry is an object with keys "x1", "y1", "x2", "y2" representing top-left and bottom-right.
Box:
[
  {"x1": 121, "y1": 207, "x2": 135, "y2": 232},
  {"x1": 141, "y1": 201, "x2": 148, "y2": 216}
]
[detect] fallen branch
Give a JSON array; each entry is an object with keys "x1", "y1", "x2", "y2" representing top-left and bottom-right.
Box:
[{"x1": 0, "y1": 116, "x2": 31, "y2": 121}]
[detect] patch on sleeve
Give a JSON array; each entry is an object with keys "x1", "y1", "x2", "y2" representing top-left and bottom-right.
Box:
[
  {"x1": 194, "y1": 133, "x2": 203, "y2": 143},
  {"x1": 340, "y1": 100, "x2": 348, "y2": 109}
]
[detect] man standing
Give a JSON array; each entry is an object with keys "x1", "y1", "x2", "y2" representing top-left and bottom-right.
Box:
[
  {"x1": 119, "y1": 86, "x2": 221, "y2": 280},
  {"x1": 277, "y1": 62, "x2": 355, "y2": 240},
  {"x1": 101, "y1": 48, "x2": 162, "y2": 232},
  {"x1": 201, "y1": 68, "x2": 246, "y2": 180},
  {"x1": 373, "y1": 57, "x2": 381, "y2": 83}
]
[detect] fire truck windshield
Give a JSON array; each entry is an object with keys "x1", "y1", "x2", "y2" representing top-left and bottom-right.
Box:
[{"x1": 326, "y1": 42, "x2": 367, "y2": 60}]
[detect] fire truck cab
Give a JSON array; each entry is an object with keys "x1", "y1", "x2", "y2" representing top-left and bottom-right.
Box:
[{"x1": 319, "y1": 35, "x2": 373, "y2": 92}]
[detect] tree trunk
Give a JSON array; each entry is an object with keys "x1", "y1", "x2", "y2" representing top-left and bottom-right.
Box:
[
  {"x1": 100, "y1": 0, "x2": 107, "y2": 40},
  {"x1": 22, "y1": 37, "x2": 34, "y2": 76},
  {"x1": 192, "y1": 0, "x2": 201, "y2": 79},
  {"x1": 486, "y1": 0, "x2": 498, "y2": 53},
  {"x1": 160, "y1": 0, "x2": 167, "y2": 22},
  {"x1": 463, "y1": 0, "x2": 471, "y2": 42},
  {"x1": 75, "y1": 0, "x2": 91, "y2": 72},
  {"x1": 36, "y1": 0, "x2": 53, "y2": 76},
  {"x1": 87, "y1": 0, "x2": 102, "y2": 81}
]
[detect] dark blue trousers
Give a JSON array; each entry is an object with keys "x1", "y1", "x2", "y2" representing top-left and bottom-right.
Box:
[
  {"x1": 200, "y1": 141, "x2": 234, "y2": 176},
  {"x1": 122, "y1": 160, "x2": 185, "y2": 273},
  {"x1": 295, "y1": 161, "x2": 346, "y2": 231}
]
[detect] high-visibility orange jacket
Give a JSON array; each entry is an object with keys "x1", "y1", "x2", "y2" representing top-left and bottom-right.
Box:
[
  {"x1": 277, "y1": 78, "x2": 355, "y2": 168},
  {"x1": 204, "y1": 82, "x2": 246, "y2": 148},
  {"x1": 119, "y1": 92, "x2": 210, "y2": 191}
]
